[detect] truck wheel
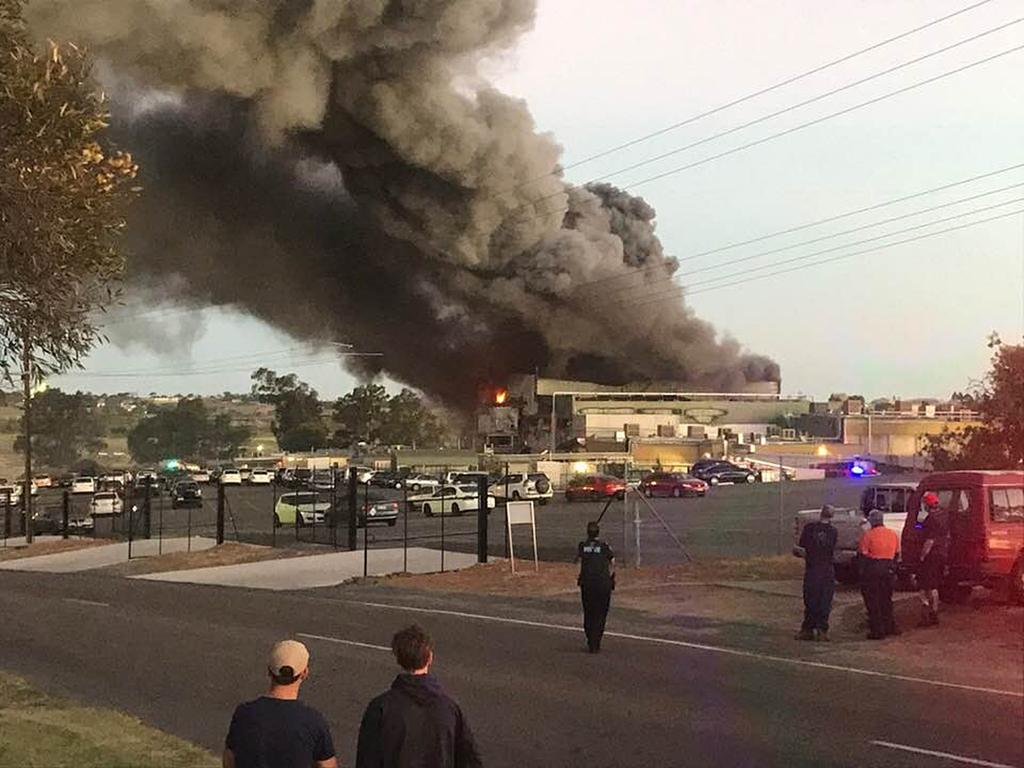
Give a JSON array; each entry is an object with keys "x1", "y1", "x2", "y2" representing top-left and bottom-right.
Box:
[
  {"x1": 835, "y1": 563, "x2": 859, "y2": 585},
  {"x1": 1010, "y1": 559, "x2": 1024, "y2": 606},
  {"x1": 939, "y1": 582, "x2": 972, "y2": 604}
]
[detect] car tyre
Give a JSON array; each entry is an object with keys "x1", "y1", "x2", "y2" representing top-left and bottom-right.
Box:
[
  {"x1": 423, "y1": 504, "x2": 433, "y2": 517},
  {"x1": 1010, "y1": 559, "x2": 1024, "y2": 606},
  {"x1": 452, "y1": 503, "x2": 462, "y2": 516},
  {"x1": 709, "y1": 476, "x2": 720, "y2": 485},
  {"x1": 387, "y1": 519, "x2": 397, "y2": 527},
  {"x1": 644, "y1": 487, "x2": 654, "y2": 498},
  {"x1": 273, "y1": 513, "x2": 281, "y2": 528},
  {"x1": 745, "y1": 473, "x2": 757, "y2": 483},
  {"x1": 672, "y1": 487, "x2": 682, "y2": 498}
]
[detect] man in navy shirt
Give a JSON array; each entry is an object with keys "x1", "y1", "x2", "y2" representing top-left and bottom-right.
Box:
[
  {"x1": 576, "y1": 521, "x2": 615, "y2": 653},
  {"x1": 224, "y1": 639, "x2": 337, "y2": 768},
  {"x1": 796, "y1": 506, "x2": 838, "y2": 641}
]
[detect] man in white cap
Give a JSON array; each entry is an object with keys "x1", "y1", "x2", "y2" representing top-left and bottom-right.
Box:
[{"x1": 224, "y1": 639, "x2": 337, "y2": 768}]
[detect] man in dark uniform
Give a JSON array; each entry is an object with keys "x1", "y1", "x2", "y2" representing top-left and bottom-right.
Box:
[
  {"x1": 576, "y1": 521, "x2": 615, "y2": 653},
  {"x1": 917, "y1": 491, "x2": 949, "y2": 627},
  {"x1": 796, "y1": 505, "x2": 838, "y2": 641}
]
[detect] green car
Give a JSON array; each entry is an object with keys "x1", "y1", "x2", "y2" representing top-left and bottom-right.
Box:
[{"x1": 274, "y1": 492, "x2": 330, "y2": 527}]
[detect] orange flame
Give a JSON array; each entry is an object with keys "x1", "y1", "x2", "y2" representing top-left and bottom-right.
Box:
[{"x1": 495, "y1": 389, "x2": 509, "y2": 405}]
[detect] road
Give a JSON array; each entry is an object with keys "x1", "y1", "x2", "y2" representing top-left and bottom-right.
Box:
[
  {"x1": 24, "y1": 475, "x2": 896, "y2": 565},
  {"x1": 0, "y1": 570, "x2": 1020, "y2": 767}
]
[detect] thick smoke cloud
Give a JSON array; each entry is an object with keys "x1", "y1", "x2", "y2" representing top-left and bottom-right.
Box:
[{"x1": 28, "y1": 0, "x2": 779, "y2": 407}]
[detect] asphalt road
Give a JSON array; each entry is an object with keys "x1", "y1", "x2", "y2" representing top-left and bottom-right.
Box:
[
  {"x1": 0, "y1": 570, "x2": 1020, "y2": 767},
  {"x1": 23, "y1": 476, "x2": 901, "y2": 565}
]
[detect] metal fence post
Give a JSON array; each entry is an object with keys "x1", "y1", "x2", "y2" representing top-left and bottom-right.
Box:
[
  {"x1": 504, "y1": 462, "x2": 510, "y2": 558},
  {"x1": 158, "y1": 492, "x2": 164, "y2": 555},
  {"x1": 216, "y1": 482, "x2": 226, "y2": 545},
  {"x1": 62, "y1": 490, "x2": 70, "y2": 540},
  {"x1": 330, "y1": 466, "x2": 338, "y2": 550},
  {"x1": 143, "y1": 484, "x2": 152, "y2": 540},
  {"x1": 440, "y1": 482, "x2": 446, "y2": 573},
  {"x1": 187, "y1": 503, "x2": 193, "y2": 553},
  {"x1": 477, "y1": 475, "x2": 488, "y2": 564},
  {"x1": 403, "y1": 484, "x2": 409, "y2": 573},
  {"x1": 363, "y1": 516, "x2": 368, "y2": 579},
  {"x1": 347, "y1": 468, "x2": 358, "y2": 550},
  {"x1": 3, "y1": 491, "x2": 10, "y2": 544},
  {"x1": 634, "y1": 502, "x2": 642, "y2": 569},
  {"x1": 777, "y1": 456, "x2": 784, "y2": 556},
  {"x1": 623, "y1": 494, "x2": 629, "y2": 567},
  {"x1": 271, "y1": 479, "x2": 278, "y2": 548}
]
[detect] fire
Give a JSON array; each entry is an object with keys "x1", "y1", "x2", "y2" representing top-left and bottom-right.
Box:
[{"x1": 494, "y1": 389, "x2": 509, "y2": 405}]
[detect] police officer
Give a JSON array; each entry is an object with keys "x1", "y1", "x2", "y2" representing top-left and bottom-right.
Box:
[
  {"x1": 576, "y1": 521, "x2": 615, "y2": 653},
  {"x1": 796, "y1": 505, "x2": 838, "y2": 641}
]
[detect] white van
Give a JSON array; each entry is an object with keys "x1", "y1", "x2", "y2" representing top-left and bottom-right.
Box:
[{"x1": 71, "y1": 477, "x2": 97, "y2": 494}]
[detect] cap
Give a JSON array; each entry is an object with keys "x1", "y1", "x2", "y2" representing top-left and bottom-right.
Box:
[
  {"x1": 868, "y1": 509, "x2": 885, "y2": 526},
  {"x1": 268, "y1": 640, "x2": 309, "y2": 683},
  {"x1": 922, "y1": 491, "x2": 940, "y2": 508}
]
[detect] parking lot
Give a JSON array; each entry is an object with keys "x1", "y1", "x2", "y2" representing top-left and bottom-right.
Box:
[{"x1": 15, "y1": 475, "x2": 888, "y2": 566}]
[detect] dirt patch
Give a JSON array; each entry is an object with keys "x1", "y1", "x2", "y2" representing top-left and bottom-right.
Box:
[
  {"x1": 102, "y1": 542, "x2": 302, "y2": 575},
  {"x1": 0, "y1": 538, "x2": 112, "y2": 562},
  {"x1": 381, "y1": 556, "x2": 804, "y2": 597}
]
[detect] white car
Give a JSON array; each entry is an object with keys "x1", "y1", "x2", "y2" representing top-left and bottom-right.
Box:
[
  {"x1": 274, "y1": 492, "x2": 331, "y2": 527},
  {"x1": 249, "y1": 469, "x2": 271, "y2": 485},
  {"x1": 489, "y1": 472, "x2": 553, "y2": 504},
  {"x1": 220, "y1": 469, "x2": 242, "y2": 485},
  {"x1": 355, "y1": 468, "x2": 376, "y2": 484},
  {"x1": 32, "y1": 475, "x2": 53, "y2": 489},
  {"x1": 0, "y1": 483, "x2": 22, "y2": 507},
  {"x1": 400, "y1": 474, "x2": 441, "y2": 493},
  {"x1": 190, "y1": 469, "x2": 212, "y2": 483},
  {"x1": 71, "y1": 477, "x2": 97, "y2": 494},
  {"x1": 410, "y1": 485, "x2": 497, "y2": 517},
  {"x1": 90, "y1": 491, "x2": 122, "y2": 516}
]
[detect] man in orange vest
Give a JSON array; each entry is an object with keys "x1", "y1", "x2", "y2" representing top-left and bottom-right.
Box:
[{"x1": 859, "y1": 509, "x2": 901, "y2": 640}]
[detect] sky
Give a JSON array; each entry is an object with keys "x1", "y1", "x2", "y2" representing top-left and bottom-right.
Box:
[{"x1": 53, "y1": 0, "x2": 1024, "y2": 401}]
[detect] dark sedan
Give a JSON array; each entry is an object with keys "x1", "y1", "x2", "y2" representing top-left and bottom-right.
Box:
[{"x1": 690, "y1": 460, "x2": 759, "y2": 485}]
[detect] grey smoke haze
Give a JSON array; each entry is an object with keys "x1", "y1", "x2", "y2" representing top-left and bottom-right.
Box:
[{"x1": 28, "y1": 0, "x2": 779, "y2": 407}]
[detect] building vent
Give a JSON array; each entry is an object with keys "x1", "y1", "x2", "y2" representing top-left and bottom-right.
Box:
[
  {"x1": 657, "y1": 424, "x2": 676, "y2": 438},
  {"x1": 625, "y1": 423, "x2": 641, "y2": 437}
]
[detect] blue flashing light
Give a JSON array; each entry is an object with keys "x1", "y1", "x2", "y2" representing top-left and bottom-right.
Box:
[{"x1": 850, "y1": 464, "x2": 865, "y2": 476}]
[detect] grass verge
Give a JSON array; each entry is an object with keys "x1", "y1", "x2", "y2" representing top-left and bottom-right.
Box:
[{"x1": 0, "y1": 672, "x2": 216, "y2": 768}]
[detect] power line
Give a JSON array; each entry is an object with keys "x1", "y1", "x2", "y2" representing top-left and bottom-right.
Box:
[
  {"x1": 517, "y1": 0, "x2": 1000, "y2": 189},
  {"x1": 603, "y1": 182, "x2": 1024, "y2": 301},
  {"x1": 62, "y1": 352, "x2": 383, "y2": 379},
  {"x1": 619, "y1": 195, "x2": 1024, "y2": 306},
  {"x1": 515, "y1": 39, "x2": 1024, "y2": 223},
  {"x1": 632, "y1": 207, "x2": 1024, "y2": 304},
  {"x1": 581, "y1": 16, "x2": 1024, "y2": 191}
]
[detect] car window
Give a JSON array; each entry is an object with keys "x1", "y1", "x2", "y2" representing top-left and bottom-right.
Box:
[{"x1": 990, "y1": 488, "x2": 1024, "y2": 523}]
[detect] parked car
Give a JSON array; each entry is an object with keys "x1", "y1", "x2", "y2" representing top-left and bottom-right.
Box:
[
  {"x1": 441, "y1": 471, "x2": 490, "y2": 486},
  {"x1": 239, "y1": 467, "x2": 253, "y2": 483},
  {"x1": 0, "y1": 482, "x2": 23, "y2": 507},
  {"x1": 172, "y1": 481, "x2": 203, "y2": 509},
  {"x1": 565, "y1": 474, "x2": 626, "y2": 502},
  {"x1": 354, "y1": 467, "x2": 376, "y2": 484},
  {"x1": 32, "y1": 475, "x2": 53, "y2": 489},
  {"x1": 409, "y1": 485, "x2": 496, "y2": 517},
  {"x1": 190, "y1": 469, "x2": 212, "y2": 483},
  {"x1": 859, "y1": 482, "x2": 917, "y2": 515},
  {"x1": 489, "y1": 473, "x2": 553, "y2": 504},
  {"x1": 249, "y1": 469, "x2": 272, "y2": 485},
  {"x1": 90, "y1": 491, "x2": 122, "y2": 516},
  {"x1": 291, "y1": 468, "x2": 313, "y2": 488},
  {"x1": 311, "y1": 470, "x2": 338, "y2": 491},
  {"x1": 67, "y1": 512, "x2": 95, "y2": 533},
  {"x1": 274, "y1": 492, "x2": 330, "y2": 527},
  {"x1": 690, "y1": 460, "x2": 758, "y2": 485},
  {"x1": 359, "y1": 500, "x2": 399, "y2": 527},
  {"x1": 135, "y1": 475, "x2": 161, "y2": 497},
  {"x1": 901, "y1": 470, "x2": 1024, "y2": 604},
  {"x1": 397, "y1": 474, "x2": 440, "y2": 493},
  {"x1": 220, "y1": 468, "x2": 243, "y2": 486},
  {"x1": 71, "y1": 477, "x2": 98, "y2": 495},
  {"x1": 30, "y1": 507, "x2": 63, "y2": 535},
  {"x1": 639, "y1": 472, "x2": 708, "y2": 498},
  {"x1": 369, "y1": 470, "x2": 407, "y2": 489}
]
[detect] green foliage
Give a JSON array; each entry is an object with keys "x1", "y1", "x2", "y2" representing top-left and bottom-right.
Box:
[
  {"x1": 381, "y1": 388, "x2": 444, "y2": 447},
  {"x1": 12, "y1": 387, "x2": 104, "y2": 468},
  {"x1": 332, "y1": 383, "x2": 388, "y2": 445},
  {"x1": 127, "y1": 398, "x2": 251, "y2": 463},
  {"x1": 923, "y1": 341, "x2": 1024, "y2": 470},
  {"x1": 250, "y1": 368, "x2": 326, "y2": 452},
  {"x1": 1, "y1": 0, "x2": 139, "y2": 379}
]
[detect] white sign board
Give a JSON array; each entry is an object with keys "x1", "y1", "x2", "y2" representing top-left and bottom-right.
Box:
[{"x1": 506, "y1": 500, "x2": 538, "y2": 573}]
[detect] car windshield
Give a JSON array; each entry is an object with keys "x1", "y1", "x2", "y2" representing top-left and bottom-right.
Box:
[
  {"x1": 287, "y1": 494, "x2": 320, "y2": 505},
  {"x1": 94, "y1": 493, "x2": 115, "y2": 500}
]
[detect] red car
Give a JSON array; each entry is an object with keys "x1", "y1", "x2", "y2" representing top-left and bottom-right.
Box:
[
  {"x1": 565, "y1": 474, "x2": 626, "y2": 502},
  {"x1": 639, "y1": 472, "x2": 708, "y2": 498}
]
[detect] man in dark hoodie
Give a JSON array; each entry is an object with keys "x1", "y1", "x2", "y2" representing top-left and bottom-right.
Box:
[{"x1": 356, "y1": 624, "x2": 482, "y2": 768}]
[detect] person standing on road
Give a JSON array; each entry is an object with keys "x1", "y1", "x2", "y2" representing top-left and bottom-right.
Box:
[
  {"x1": 357, "y1": 624, "x2": 482, "y2": 768},
  {"x1": 858, "y1": 510, "x2": 901, "y2": 640},
  {"x1": 576, "y1": 520, "x2": 616, "y2": 653},
  {"x1": 223, "y1": 639, "x2": 337, "y2": 768},
  {"x1": 916, "y1": 491, "x2": 949, "y2": 627},
  {"x1": 796, "y1": 505, "x2": 838, "y2": 641}
]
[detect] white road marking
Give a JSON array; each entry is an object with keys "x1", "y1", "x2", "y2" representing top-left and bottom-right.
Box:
[
  {"x1": 62, "y1": 598, "x2": 109, "y2": 608},
  {"x1": 870, "y1": 740, "x2": 1020, "y2": 767},
  {"x1": 297, "y1": 632, "x2": 390, "y2": 652},
  {"x1": 338, "y1": 599, "x2": 1024, "y2": 699}
]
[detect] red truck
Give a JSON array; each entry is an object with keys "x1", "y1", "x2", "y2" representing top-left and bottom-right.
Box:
[{"x1": 901, "y1": 470, "x2": 1024, "y2": 604}]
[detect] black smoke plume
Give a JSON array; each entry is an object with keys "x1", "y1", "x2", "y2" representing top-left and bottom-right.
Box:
[{"x1": 27, "y1": 0, "x2": 779, "y2": 407}]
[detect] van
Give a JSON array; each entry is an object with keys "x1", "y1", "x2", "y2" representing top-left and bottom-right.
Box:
[{"x1": 900, "y1": 470, "x2": 1024, "y2": 604}]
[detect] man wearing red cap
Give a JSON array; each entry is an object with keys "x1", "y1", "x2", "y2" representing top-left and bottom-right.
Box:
[
  {"x1": 917, "y1": 491, "x2": 949, "y2": 626},
  {"x1": 224, "y1": 639, "x2": 337, "y2": 768}
]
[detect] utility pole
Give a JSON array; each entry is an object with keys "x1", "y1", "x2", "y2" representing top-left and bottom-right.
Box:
[{"x1": 21, "y1": 332, "x2": 33, "y2": 544}]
